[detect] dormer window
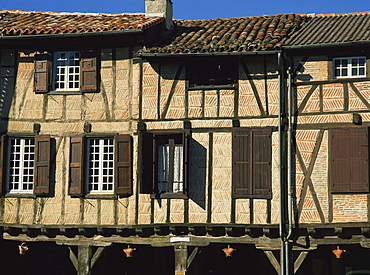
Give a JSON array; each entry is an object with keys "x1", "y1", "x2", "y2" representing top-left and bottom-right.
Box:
[{"x1": 333, "y1": 56, "x2": 366, "y2": 78}]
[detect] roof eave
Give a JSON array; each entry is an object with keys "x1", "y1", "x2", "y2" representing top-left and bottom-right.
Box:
[
  {"x1": 283, "y1": 40, "x2": 370, "y2": 50},
  {"x1": 138, "y1": 50, "x2": 282, "y2": 57},
  {"x1": 0, "y1": 28, "x2": 143, "y2": 40}
]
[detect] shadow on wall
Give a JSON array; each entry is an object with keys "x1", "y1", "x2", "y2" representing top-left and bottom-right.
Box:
[{"x1": 188, "y1": 137, "x2": 207, "y2": 209}]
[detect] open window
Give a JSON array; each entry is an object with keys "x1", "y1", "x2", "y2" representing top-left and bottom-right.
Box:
[
  {"x1": 141, "y1": 130, "x2": 189, "y2": 199},
  {"x1": 329, "y1": 127, "x2": 369, "y2": 193},
  {"x1": 232, "y1": 128, "x2": 272, "y2": 199},
  {"x1": 34, "y1": 49, "x2": 98, "y2": 93},
  {"x1": 0, "y1": 135, "x2": 52, "y2": 196},
  {"x1": 187, "y1": 58, "x2": 237, "y2": 88},
  {"x1": 69, "y1": 135, "x2": 132, "y2": 197}
]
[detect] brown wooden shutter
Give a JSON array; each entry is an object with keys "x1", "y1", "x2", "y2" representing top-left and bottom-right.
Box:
[
  {"x1": 80, "y1": 49, "x2": 97, "y2": 92},
  {"x1": 115, "y1": 135, "x2": 133, "y2": 196},
  {"x1": 182, "y1": 130, "x2": 190, "y2": 196},
  {"x1": 330, "y1": 127, "x2": 369, "y2": 193},
  {"x1": 232, "y1": 129, "x2": 251, "y2": 198},
  {"x1": 34, "y1": 135, "x2": 51, "y2": 195},
  {"x1": 252, "y1": 128, "x2": 272, "y2": 199},
  {"x1": 69, "y1": 136, "x2": 84, "y2": 196},
  {"x1": 349, "y1": 127, "x2": 369, "y2": 192},
  {"x1": 330, "y1": 128, "x2": 351, "y2": 192},
  {"x1": 0, "y1": 135, "x2": 6, "y2": 195},
  {"x1": 34, "y1": 53, "x2": 51, "y2": 93},
  {"x1": 141, "y1": 132, "x2": 154, "y2": 194}
]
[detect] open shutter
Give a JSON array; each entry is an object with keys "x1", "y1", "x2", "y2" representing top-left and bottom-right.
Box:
[
  {"x1": 141, "y1": 132, "x2": 154, "y2": 194},
  {"x1": 34, "y1": 135, "x2": 51, "y2": 195},
  {"x1": 232, "y1": 129, "x2": 251, "y2": 198},
  {"x1": 252, "y1": 128, "x2": 272, "y2": 199},
  {"x1": 330, "y1": 128, "x2": 351, "y2": 192},
  {"x1": 115, "y1": 135, "x2": 133, "y2": 196},
  {"x1": 182, "y1": 130, "x2": 190, "y2": 196},
  {"x1": 0, "y1": 135, "x2": 6, "y2": 195},
  {"x1": 34, "y1": 53, "x2": 51, "y2": 93},
  {"x1": 69, "y1": 136, "x2": 84, "y2": 196},
  {"x1": 80, "y1": 49, "x2": 97, "y2": 92},
  {"x1": 350, "y1": 127, "x2": 369, "y2": 192}
]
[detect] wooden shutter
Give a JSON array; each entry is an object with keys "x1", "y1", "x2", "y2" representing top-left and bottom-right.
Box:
[
  {"x1": 69, "y1": 136, "x2": 84, "y2": 196},
  {"x1": 232, "y1": 129, "x2": 251, "y2": 198},
  {"x1": 141, "y1": 132, "x2": 154, "y2": 194},
  {"x1": 350, "y1": 127, "x2": 369, "y2": 192},
  {"x1": 0, "y1": 135, "x2": 6, "y2": 195},
  {"x1": 182, "y1": 130, "x2": 190, "y2": 196},
  {"x1": 80, "y1": 49, "x2": 97, "y2": 92},
  {"x1": 34, "y1": 53, "x2": 51, "y2": 93},
  {"x1": 330, "y1": 127, "x2": 369, "y2": 193},
  {"x1": 115, "y1": 135, "x2": 133, "y2": 196},
  {"x1": 251, "y1": 128, "x2": 272, "y2": 199},
  {"x1": 34, "y1": 135, "x2": 51, "y2": 195}
]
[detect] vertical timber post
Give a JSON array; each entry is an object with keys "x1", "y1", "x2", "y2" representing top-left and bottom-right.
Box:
[
  {"x1": 174, "y1": 244, "x2": 188, "y2": 275},
  {"x1": 78, "y1": 245, "x2": 92, "y2": 275}
]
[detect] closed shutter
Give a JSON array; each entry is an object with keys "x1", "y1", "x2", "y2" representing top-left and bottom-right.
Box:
[
  {"x1": 330, "y1": 127, "x2": 369, "y2": 192},
  {"x1": 0, "y1": 135, "x2": 6, "y2": 195},
  {"x1": 34, "y1": 135, "x2": 51, "y2": 195},
  {"x1": 182, "y1": 130, "x2": 190, "y2": 196},
  {"x1": 350, "y1": 127, "x2": 369, "y2": 192},
  {"x1": 141, "y1": 132, "x2": 154, "y2": 194},
  {"x1": 34, "y1": 54, "x2": 51, "y2": 93},
  {"x1": 232, "y1": 129, "x2": 251, "y2": 198},
  {"x1": 252, "y1": 128, "x2": 272, "y2": 199},
  {"x1": 115, "y1": 135, "x2": 133, "y2": 196},
  {"x1": 69, "y1": 136, "x2": 84, "y2": 196},
  {"x1": 80, "y1": 49, "x2": 97, "y2": 92},
  {"x1": 330, "y1": 128, "x2": 351, "y2": 192}
]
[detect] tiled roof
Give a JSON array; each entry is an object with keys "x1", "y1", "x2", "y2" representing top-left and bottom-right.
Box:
[
  {"x1": 141, "y1": 14, "x2": 303, "y2": 54},
  {"x1": 0, "y1": 9, "x2": 164, "y2": 36},
  {"x1": 283, "y1": 12, "x2": 370, "y2": 47}
]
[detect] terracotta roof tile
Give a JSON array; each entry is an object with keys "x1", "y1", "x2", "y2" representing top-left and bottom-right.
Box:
[
  {"x1": 141, "y1": 14, "x2": 303, "y2": 53},
  {"x1": 283, "y1": 12, "x2": 370, "y2": 46},
  {"x1": 0, "y1": 9, "x2": 164, "y2": 36}
]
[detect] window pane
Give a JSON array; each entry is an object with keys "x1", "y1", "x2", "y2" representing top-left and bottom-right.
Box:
[{"x1": 158, "y1": 144, "x2": 169, "y2": 192}]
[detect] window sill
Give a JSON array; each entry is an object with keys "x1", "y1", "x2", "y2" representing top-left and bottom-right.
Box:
[
  {"x1": 37, "y1": 90, "x2": 99, "y2": 95},
  {"x1": 188, "y1": 85, "x2": 236, "y2": 90},
  {"x1": 84, "y1": 194, "x2": 117, "y2": 200},
  {"x1": 151, "y1": 193, "x2": 188, "y2": 199},
  {"x1": 5, "y1": 193, "x2": 36, "y2": 199}
]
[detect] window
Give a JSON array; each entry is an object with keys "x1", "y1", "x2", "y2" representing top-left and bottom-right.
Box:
[
  {"x1": 141, "y1": 130, "x2": 189, "y2": 198},
  {"x1": 187, "y1": 58, "x2": 237, "y2": 87},
  {"x1": 69, "y1": 135, "x2": 132, "y2": 196},
  {"x1": 86, "y1": 138, "x2": 114, "y2": 194},
  {"x1": 0, "y1": 135, "x2": 52, "y2": 195},
  {"x1": 7, "y1": 137, "x2": 35, "y2": 193},
  {"x1": 329, "y1": 127, "x2": 369, "y2": 193},
  {"x1": 53, "y1": 51, "x2": 80, "y2": 91},
  {"x1": 333, "y1": 56, "x2": 366, "y2": 78},
  {"x1": 34, "y1": 49, "x2": 98, "y2": 93},
  {"x1": 232, "y1": 128, "x2": 272, "y2": 199}
]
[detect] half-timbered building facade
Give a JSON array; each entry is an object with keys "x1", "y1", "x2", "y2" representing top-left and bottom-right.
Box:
[{"x1": 1, "y1": 1, "x2": 370, "y2": 274}]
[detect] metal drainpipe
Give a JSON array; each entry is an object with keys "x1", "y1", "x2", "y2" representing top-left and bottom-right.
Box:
[
  {"x1": 278, "y1": 52, "x2": 293, "y2": 275},
  {"x1": 278, "y1": 52, "x2": 286, "y2": 275},
  {"x1": 286, "y1": 53, "x2": 294, "y2": 274}
]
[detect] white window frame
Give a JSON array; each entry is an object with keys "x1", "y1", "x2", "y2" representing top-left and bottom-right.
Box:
[
  {"x1": 86, "y1": 138, "x2": 114, "y2": 195},
  {"x1": 53, "y1": 51, "x2": 80, "y2": 91},
  {"x1": 7, "y1": 137, "x2": 35, "y2": 193},
  {"x1": 333, "y1": 56, "x2": 366, "y2": 78}
]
